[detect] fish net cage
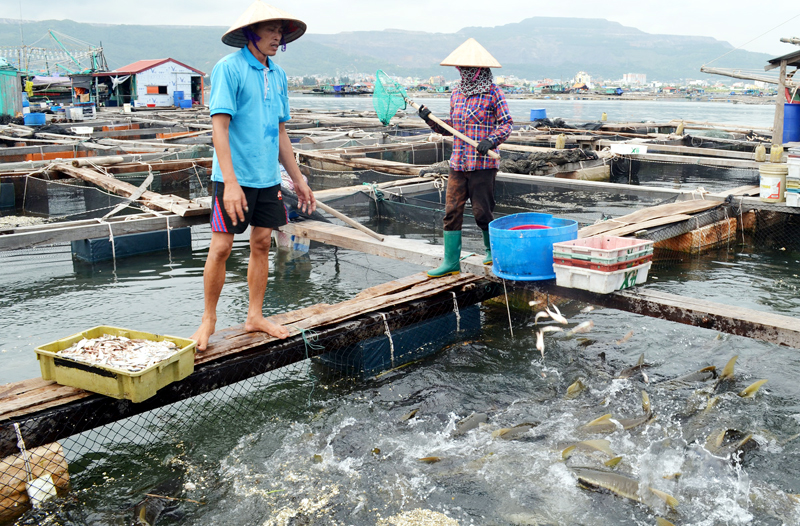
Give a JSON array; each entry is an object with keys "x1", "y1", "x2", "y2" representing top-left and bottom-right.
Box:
[
  {"x1": 1, "y1": 166, "x2": 211, "y2": 225},
  {"x1": 0, "y1": 288, "x2": 492, "y2": 525}
]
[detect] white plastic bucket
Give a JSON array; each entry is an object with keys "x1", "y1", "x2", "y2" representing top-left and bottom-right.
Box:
[
  {"x1": 759, "y1": 163, "x2": 788, "y2": 203},
  {"x1": 123, "y1": 103, "x2": 132, "y2": 114}
]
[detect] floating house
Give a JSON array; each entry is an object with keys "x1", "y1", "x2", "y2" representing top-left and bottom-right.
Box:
[
  {"x1": 0, "y1": 59, "x2": 22, "y2": 117},
  {"x1": 93, "y1": 58, "x2": 205, "y2": 108}
]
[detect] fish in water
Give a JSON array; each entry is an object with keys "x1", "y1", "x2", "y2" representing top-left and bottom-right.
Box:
[
  {"x1": 656, "y1": 518, "x2": 676, "y2": 526},
  {"x1": 705, "y1": 428, "x2": 759, "y2": 463},
  {"x1": 658, "y1": 365, "x2": 717, "y2": 389},
  {"x1": 451, "y1": 412, "x2": 488, "y2": 437},
  {"x1": 581, "y1": 391, "x2": 654, "y2": 433},
  {"x1": 562, "y1": 439, "x2": 616, "y2": 459},
  {"x1": 572, "y1": 467, "x2": 679, "y2": 510},
  {"x1": 565, "y1": 320, "x2": 594, "y2": 337},
  {"x1": 739, "y1": 379, "x2": 768, "y2": 398},
  {"x1": 492, "y1": 422, "x2": 539, "y2": 440},
  {"x1": 615, "y1": 330, "x2": 634, "y2": 345},
  {"x1": 565, "y1": 378, "x2": 586, "y2": 399},
  {"x1": 534, "y1": 311, "x2": 550, "y2": 324},
  {"x1": 132, "y1": 477, "x2": 182, "y2": 526},
  {"x1": 617, "y1": 354, "x2": 650, "y2": 379},
  {"x1": 418, "y1": 456, "x2": 441, "y2": 464},
  {"x1": 536, "y1": 330, "x2": 545, "y2": 358},
  {"x1": 581, "y1": 306, "x2": 595, "y2": 314},
  {"x1": 400, "y1": 409, "x2": 418, "y2": 422}
]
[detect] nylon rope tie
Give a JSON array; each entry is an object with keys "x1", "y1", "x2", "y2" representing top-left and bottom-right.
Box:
[
  {"x1": 106, "y1": 221, "x2": 117, "y2": 275},
  {"x1": 451, "y1": 292, "x2": 461, "y2": 333},
  {"x1": 291, "y1": 325, "x2": 323, "y2": 406},
  {"x1": 166, "y1": 214, "x2": 172, "y2": 263},
  {"x1": 13, "y1": 423, "x2": 33, "y2": 485},
  {"x1": 380, "y1": 313, "x2": 396, "y2": 368},
  {"x1": 503, "y1": 279, "x2": 514, "y2": 339},
  {"x1": 739, "y1": 196, "x2": 746, "y2": 244}
]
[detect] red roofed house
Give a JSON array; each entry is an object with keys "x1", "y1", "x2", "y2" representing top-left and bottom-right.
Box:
[{"x1": 94, "y1": 58, "x2": 205, "y2": 108}]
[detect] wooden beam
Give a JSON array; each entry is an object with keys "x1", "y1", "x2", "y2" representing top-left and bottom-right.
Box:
[{"x1": 773, "y1": 59, "x2": 788, "y2": 145}]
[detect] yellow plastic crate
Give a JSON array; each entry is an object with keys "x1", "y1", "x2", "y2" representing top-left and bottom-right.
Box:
[{"x1": 35, "y1": 326, "x2": 196, "y2": 403}]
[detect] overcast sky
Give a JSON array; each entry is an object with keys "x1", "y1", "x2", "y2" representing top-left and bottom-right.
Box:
[{"x1": 3, "y1": 0, "x2": 799, "y2": 56}]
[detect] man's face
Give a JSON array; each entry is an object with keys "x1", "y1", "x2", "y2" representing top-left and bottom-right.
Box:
[{"x1": 252, "y1": 21, "x2": 284, "y2": 56}]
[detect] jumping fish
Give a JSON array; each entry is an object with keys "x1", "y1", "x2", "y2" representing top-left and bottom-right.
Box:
[
  {"x1": 604, "y1": 456, "x2": 623, "y2": 468},
  {"x1": 132, "y1": 478, "x2": 181, "y2": 526},
  {"x1": 618, "y1": 354, "x2": 650, "y2": 379},
  {"x1": 418, "y1": 457, "x2": 441, "y2": 464},
  {"x1": 659, "y1": 366, "x2": 717, "y2": 388},
  {"x1": 534, "y1": 311, "x2": 550, "y2": 324},
  {"x1": 572, "y1": 467, "x2": 679, "y2": 509},
  {"x1": 581, "y1": 306, "x2": 595, "y2": 314},
  {"x1": 566, "y1": 378, "x2": 587, "y2": 399},
  {"x1": 451, "y1": 412, "x2": 488, "y2": 437},
  {"x1": 546, "y1": 304, "x2": 569, "y2": 325},
  {"x1": 400, "y1": 409, "x2": 418, "y2": 422},
  {"x1": 705, "y1": 428, "x2": 759, "y2": 462},
  {"x1": 536, "y1": 330, "x2": 545, "y2": 358},
  {"x1": 739, "y1": 379, "x2": 768, "y2": 398},
  {"x1": 562, "y1": 439, "x2": 616, "y2": 459},
  {"x1": 565, "y1": 321, "x2": 594, "y2": 337},
  {"x1": 581, "y1": 391, "x2": 654, "y2": 433},
  {"x1": 656, "y1": 518, "x2": 676, "y2": 526},
  {"x1": 616, "y1": 330, "x2": 634, "y2": 345},
  {"x1": 580, "y1": 414, "x2": 619, "y2": 434}
]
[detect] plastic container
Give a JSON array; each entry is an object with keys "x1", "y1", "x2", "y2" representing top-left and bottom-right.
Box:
[
  {"x1": 554, "y1": 261, "x2": 652, "y2": 294},
  {"x1": 510, "y1": 224, "x2": 551, "y2": 231},
  {"x1": 489, "y1": 212, "x2": 578, "y2": 281},
  {"x1": 787, "y1": 192, "x2": 800, "y2": 208},
  {"x1": 784, "y1": 103, "x2": 800, "y2": 143},
  {"x1": 759, "y1": 163, "x2": 788, "y2": 203},
  {"x1": 530, "y1": 109, "x2": 547, "y2": 121},
  {"x1": 23, "y1": 113, "x2": 46, "y2": 126},
  {"x1": 552, "y1": 236, "x2": 654, "y2": 263},
  {"x1": 35, "y1": 326, "x2": 196, "y2": 403},
  {"x1": 179, "y1": 100, "x2": 192, "y2": 109},
  {"x1": 553, "y1": 253, "x2": 653, "y2": 272},
  {"x1": 789, "y1": 156, "x2": 800, "y2": 181}
]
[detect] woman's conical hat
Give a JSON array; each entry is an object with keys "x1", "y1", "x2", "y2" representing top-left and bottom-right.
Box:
[
  {"x1": 222, "y1": 1, "x2": 307, "y2": 48},
  {"x1": 440, "y1": 38, "x2": 501, "y2": 68}
]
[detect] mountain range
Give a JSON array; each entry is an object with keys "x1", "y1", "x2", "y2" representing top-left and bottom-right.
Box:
[{"x1": 0, "y1": 17, "x2": 775, "y2": 82}]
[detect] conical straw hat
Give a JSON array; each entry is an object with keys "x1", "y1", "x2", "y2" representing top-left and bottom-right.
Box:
[
  {"x1": 222, "y1": 1, "x2": 307, "y2": 48},
  {"x1": 440, "y1": 38, "x2": 501, "y2": 68}
]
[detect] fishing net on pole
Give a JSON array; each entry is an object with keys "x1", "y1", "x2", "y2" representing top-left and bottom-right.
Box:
[{"x1": 372, "y1": 70, "x2": 408, "y2": 126}]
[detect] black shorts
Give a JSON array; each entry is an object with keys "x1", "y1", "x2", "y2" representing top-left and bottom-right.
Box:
[{"x1": 210, "y1": 181, "x2": 288, "y2": 235}]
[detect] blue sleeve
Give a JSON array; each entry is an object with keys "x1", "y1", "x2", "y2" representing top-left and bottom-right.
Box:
[
  {"x1": 209, "y1": 59, "x2": 237, "y2": 117},
  {"x1": 278, "y1": 68, "x2": 290, "y2": 123}
]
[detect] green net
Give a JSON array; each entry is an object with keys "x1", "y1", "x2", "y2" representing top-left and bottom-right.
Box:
[{"x1": 373, "y1": 70, "x2": 408, "y2": 126}]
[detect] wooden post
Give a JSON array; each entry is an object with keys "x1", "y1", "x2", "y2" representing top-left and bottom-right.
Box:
[{"x1": 772, "y1": 60, "x2": 788, "y2": 145}]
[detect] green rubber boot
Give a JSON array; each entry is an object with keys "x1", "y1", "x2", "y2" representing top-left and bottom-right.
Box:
[
  {"x1": 482, "y1": 230, "x2": 492, "y2": 265},
  {"x1": 428, "y1": 230, "x2": 462, "y2": 278}
]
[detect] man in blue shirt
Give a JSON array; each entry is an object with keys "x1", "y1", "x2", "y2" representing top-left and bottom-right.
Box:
[{"x1": 192, "y1": 1, "x2": 315, "y2": 351}]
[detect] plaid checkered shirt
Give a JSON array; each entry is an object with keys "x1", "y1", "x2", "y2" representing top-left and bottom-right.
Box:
[{"x1": 426, "y1": 84, "x2": 513, "y2": 171}]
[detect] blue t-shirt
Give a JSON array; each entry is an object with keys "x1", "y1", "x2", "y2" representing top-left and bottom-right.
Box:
[{"x1": 209, "y1": 46, "x2": 291, "y2": 188}]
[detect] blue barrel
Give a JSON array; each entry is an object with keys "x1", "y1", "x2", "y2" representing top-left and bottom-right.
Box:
[
  {"x1": 489, "y1": 213, "x2": 578, "y2": 281},
  {"x1": 784, "y1": 103, "x2": 800, "y2": 143},
  {"x1": 530, "y1": 108, "x2": 547, "y2": 121}
]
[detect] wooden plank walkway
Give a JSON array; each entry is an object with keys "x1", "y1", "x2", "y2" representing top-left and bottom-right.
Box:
[{"x1": 0, "y1": 272, "x2": 496, "y2": 457}]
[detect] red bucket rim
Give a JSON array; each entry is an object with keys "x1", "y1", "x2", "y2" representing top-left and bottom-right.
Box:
[{"x1": 509, "y1": 224, "x2": 551, "y2": 230}]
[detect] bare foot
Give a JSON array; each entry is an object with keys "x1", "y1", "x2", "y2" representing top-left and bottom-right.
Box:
[
  {"x1": 191, "y1": 317, "x2": 216, "y2": 352},
  {"x1": 245, "y1": 315, "x2": 290, "y2": 339}
]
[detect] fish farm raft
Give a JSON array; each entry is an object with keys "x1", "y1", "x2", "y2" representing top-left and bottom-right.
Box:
[{"x1": 1, "y1": 101, "x2": 800, "y2": 525}]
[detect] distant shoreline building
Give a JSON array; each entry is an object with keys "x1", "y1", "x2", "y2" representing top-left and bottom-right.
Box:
[
  {"x1": 93, "y1": 58, "x2": 205, "y2": 108},
  {"x1": 623, "y1": 73, "x2": 646, "y2": 85}
]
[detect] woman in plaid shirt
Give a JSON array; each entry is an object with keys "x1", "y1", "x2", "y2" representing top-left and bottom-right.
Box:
[{"x1": 418, "y1": 38, "x2": 513, "y2": 277}]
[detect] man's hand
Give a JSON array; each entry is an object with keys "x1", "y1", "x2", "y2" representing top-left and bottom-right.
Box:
[
  {"x1": 223, "y1": 181, "x2": 248, "y2": 226},
  {"x1": 476, "y1": 139, "x2": 494, "y2": 155},
  {"x1": 294, "y1": 179, "x2": 316, "y2": 214},
  {"x1": 418, "y1": 105, "x2": 432, "y2": 123}
]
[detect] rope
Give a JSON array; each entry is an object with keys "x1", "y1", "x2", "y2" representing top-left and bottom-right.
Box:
[
  {"x1": 13, "y1": 423, "x2": 32, "y2": 483},
  {"x1": 502, "y1": 279, "x2": 514, "y2": 339},
  {"x1": 451, "y1": 292, "x2": 461, "y2": 333},
  {"x1": 380, "y1": 313, "x2": 396, "y2": 368},
  {"x1": 704, "y1": 12, "x2": 800, "y2": 66},
  {"x1": 291, "y1": 326, "x2": 323, "y2": 405}
]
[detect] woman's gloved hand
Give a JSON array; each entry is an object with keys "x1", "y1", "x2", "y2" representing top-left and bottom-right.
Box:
[
  {"x1": 418, "y1": 105, "x2": 432, "y2": 123},
  {"x1": 476, "y1": 139, "x2": 494, "y2": 155}
]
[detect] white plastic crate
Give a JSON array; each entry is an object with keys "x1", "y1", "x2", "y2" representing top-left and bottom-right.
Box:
[
  {"x1": 552, "y1": 236, "x2": 654, "y2": 263},
  {"x1": 787, "y1": 192, "x2": 800, "y2": 208},
  {"x1": 553, "y1": 246, "x2": 653, "y2": 264},
  {"x1": 553, "y1": 261, "x2": 652, "y2": 294}
]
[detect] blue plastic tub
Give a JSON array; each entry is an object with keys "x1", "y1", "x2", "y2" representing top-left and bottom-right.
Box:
[
  {"x1": 23, "y1": 113, "x2": 46, "y2": 126},
  {"x1": 489, "y1": 212, "x2": 578, "y2": 281},
  {"x1": 784, "y1": 103, "x2": 800, "y2": 143},
  {"x1": 530, "y1": 108, "x2": 547, "y2": 121},
  {"x1": 179, "y1": 100, "x2": 192, "y2": 109}
]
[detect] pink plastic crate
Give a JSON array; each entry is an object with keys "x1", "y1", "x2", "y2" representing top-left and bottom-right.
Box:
[{"x1": 552, "y1": 236, "x2": 654, "y2": 263}]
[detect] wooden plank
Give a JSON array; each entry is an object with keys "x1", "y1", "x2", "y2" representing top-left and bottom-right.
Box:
[
  {"x1": 595, "y1": 139, "x2": 763, "y2": 161},
  {"x1": 298, "y1": 150, "x2": 424, "y2": 175},
  {"x1": 577, "y1": 200, "x2": 720, "y2": 238},
  {"x1": 590, "y1": 214, "x2": 694, "y2": 238}
]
